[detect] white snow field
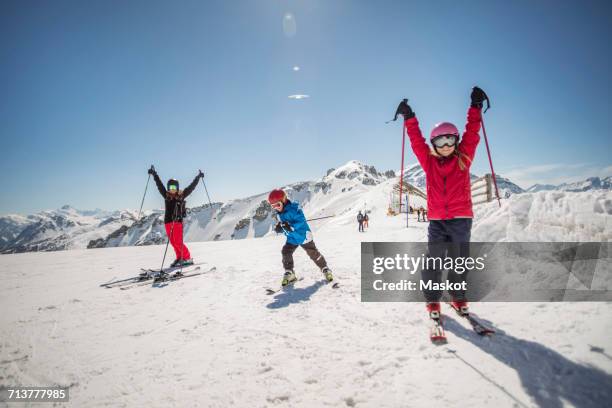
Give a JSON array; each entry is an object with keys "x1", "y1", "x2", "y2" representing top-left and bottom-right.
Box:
[{"x1": 1, "y1": 190, "x2": 612, "y2": 407}]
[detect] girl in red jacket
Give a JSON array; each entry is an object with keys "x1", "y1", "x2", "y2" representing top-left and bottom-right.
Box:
[{"x1": 395, "y1": 87, "x2": 487, "y2": 319}]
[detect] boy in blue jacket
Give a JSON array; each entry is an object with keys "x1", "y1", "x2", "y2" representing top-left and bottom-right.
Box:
[{"x1": 268, "y1": 189, "x2": 334, "y2": 286}]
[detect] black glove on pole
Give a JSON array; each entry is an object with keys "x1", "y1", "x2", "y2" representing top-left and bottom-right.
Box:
[{"x1": 471, "y1": 86, "x2": 500, "y2": 206}]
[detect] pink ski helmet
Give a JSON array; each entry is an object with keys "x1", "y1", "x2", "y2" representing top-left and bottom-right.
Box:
[{"x1": 430, "y1": 122, "x2": 460, "y2": 142}]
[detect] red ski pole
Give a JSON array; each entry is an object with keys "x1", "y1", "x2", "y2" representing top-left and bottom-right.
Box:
[
  {"x1": 399, "y1": 124, "x2": 406, "y2": 213},
  {"x1": 480, "y1": 115, "x2": 501, "y2": 207}
]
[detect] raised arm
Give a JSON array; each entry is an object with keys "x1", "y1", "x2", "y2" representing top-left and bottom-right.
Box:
[
  {"x1": 458, "y1": 87, "x2": 487, "y2": 161},
  {"x1": 395, "y1": 99, "x2": 430, "y2": 170},
  {"x1": 150, "y1": 167, "x2": 166, "y2": 197},
  {"x1": 458, "y1": 107, "x2": 481, "y2": 161},
  {"x1": 183, "y1": 170, "x2": 204, "y2": 198}
]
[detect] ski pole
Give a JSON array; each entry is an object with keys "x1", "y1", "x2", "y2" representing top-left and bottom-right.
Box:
[
  {"x1": 159, "y1": 204, "x2": 179, "y2": 273},
  {"x1": 480, "y1": 115, "x2": 501, "y2": 207},
  {"x1": 137, "y1": 166, "x2": 154, "y2": 221},
  {"x1": 199, "y1": 170, "x2": 214, "y2": 209},
  {"x1": 399, "y1": 124, "x2": 406, "y2": 213},
  {"x1": 306, "y1": 215, "x2": 335, "y2": 222}
]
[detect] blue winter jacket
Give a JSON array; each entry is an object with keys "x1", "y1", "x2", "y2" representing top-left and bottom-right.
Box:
[{"x1": 277, "y1": 201, "x2": 311, "y2": 245}]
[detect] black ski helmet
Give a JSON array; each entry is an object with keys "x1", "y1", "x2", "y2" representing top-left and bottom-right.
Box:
[{"x1": 167, "y1": 178, "x2": 179, "y2": 190}]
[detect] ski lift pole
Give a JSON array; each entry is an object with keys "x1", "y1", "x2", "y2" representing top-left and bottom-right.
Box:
[{"x1": 306, "y1": 215, "x2": 335, "y2": 222}]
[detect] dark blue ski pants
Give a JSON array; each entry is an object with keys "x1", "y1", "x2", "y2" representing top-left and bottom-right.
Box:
[{"x1": 422, "y1": 218, "x2": 472, "y2": 302}]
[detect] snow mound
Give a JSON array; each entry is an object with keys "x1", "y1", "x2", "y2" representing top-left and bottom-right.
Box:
[{"x1": 472, "y1": 191, "x2": 612, "y2": 242}]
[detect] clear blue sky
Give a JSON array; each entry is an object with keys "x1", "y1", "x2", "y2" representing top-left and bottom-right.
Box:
[{"x1": 1, "y1": 0, "x2": 611, "y2": 214}]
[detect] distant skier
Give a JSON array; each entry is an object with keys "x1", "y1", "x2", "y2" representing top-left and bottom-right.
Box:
[
  {"x1": 149, "y1": 166, "x2": 203, "y2": 268},
  {"x1": 363, "y1": 213, "x2": 369, "y2": 229},
  {"x1": 394, "y1": 86, "x2": 487, "y2": 320},
  {"x1": 357, "y1": 211, "x2": 365, "y2": 232},
  {"x1": 268, "y1": 189, "x2": 333, "y2": 286}
]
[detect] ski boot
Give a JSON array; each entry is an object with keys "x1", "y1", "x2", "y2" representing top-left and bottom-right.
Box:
[
  {"x1": 426, "y1": 302, "x2": 446, "y2": 344},
  {"x1": 180, "y1": 258, "x2": 194, "y2": 267},
  {"x1": 281, "y1": 270, "x2": 298, "y2": 287},
  {"x1": 450, "y1": 300, "x2": 469, "y2": 316},
  {"x1": 321, "y1": 267, "x2": 333, "y2": 282},
  {"x1": 426, "y1": 302, "x2": 442, "y2": 320}
]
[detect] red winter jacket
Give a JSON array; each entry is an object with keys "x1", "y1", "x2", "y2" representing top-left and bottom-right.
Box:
[{"x1": 404, "y1": 107, "x2": 481, "y2": 220}]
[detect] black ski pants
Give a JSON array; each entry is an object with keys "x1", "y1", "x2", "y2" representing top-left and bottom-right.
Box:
[
  {"x1": 282, "y1": 241, "x2": 328, "y2": 271},
  {"x1": 422, "y1": 218, "x2": 472, "y2": 302}
]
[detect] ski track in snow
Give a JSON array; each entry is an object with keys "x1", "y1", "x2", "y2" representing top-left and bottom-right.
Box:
[{"x1": 1, "y1": 193, "x2": 612, "y2": 407}]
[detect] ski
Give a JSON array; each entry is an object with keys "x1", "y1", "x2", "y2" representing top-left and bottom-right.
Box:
[
  {"x1": 447, "y1": 303, "x2": 496, "y2": 336},
  {"x1": 430, "y1": 316, "x2": 447, "y2": 345},
  {"x1": 324, "y1": 279, "x2": 340, "y2": 289},
  {"x1": 265, "y1": 277, "x2": 304, "y2": 295},
  {"x1": 120, "y1": 266, "x2": 216, "y2": 290},
  {"x1": 139, "y1": 261, "x2": 206, "y2": 277},
  {"x1": 117, "y1": 266, "x2": 202, "y2": 290},
  {"x1": 100, "y1": 262, "x2": 206, "y2": 288},
  {"x1": 100, "y1": 274, "x2": 148, "y2": 288}
]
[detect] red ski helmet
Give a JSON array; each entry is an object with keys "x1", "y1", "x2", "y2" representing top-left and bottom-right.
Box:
[
  {"x1": 430, "y1": 122, "x2": 460, "y2": 142},
  {"x1": 268, "y1": 189, "x2": 287, "y2": 205}
]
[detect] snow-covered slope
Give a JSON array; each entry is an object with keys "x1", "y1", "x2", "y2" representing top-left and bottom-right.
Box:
[{"x1": 1, "y1": 187, "x2": 611, "y2": 407}]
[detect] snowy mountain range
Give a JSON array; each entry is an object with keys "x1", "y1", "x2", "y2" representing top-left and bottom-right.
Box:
[
  {"x1": 526, "y1": 176, "x2": 612, "y2": 193},
  {"x1": 0, "y1": 206, "x2": 137, "y2": 253},
  {"x1": 0, "y1": 161, "x2": 402, "y2": 254},
  {"x1": 0, "y1": 160, "x2": 606, "y2": 254}
]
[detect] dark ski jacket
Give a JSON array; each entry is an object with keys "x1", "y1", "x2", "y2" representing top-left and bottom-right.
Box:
[
  {"x1": 153, "y1": 173, "x2": 200, "y2": 223},
  {"x1": 404, "y1": 106, "x2": 481, "y2": 220}
]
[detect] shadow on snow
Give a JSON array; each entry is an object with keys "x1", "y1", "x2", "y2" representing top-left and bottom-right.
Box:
[
  {"x1": 266, "y1": 280, "x2": 326, "y2": 309},
  {"x1": 443, "y1": 315, "x2": 612, "y2": 408}
]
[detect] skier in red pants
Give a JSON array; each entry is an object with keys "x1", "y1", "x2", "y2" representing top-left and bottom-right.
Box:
[
  {"x1": 149, "y1": 166, "x2": 203, "y2": 268},
  {"x1": 394, "y1": 86, "x2": 488, "y2": 327}
]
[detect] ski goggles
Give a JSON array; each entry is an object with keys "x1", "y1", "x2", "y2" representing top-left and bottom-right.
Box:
[
  {"x1": 432, "y1": 135, "x2": 458, "y2": 148},
  {"x1": 168, "y1": 184, "x2": 178, "y2": 191}
]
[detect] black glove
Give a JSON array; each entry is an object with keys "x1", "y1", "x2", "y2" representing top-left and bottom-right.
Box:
[
  {"x1": 197, "y1": 170, "x2": 204, "y2": 179},
  {"x1": 148, "y1": 165, "x2": 156, "y2": 175},
  {"x1": 471, "y1": 86, "x2": 488, "y2": 109},
  {"x1": 394, "y1": 99, "x2": 415, "y2": 120},
  {"x1": 274, "y1": 222, "x2": 293, "y2": 233}
]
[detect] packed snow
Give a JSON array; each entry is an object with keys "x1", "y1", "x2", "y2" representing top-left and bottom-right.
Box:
[{"x1": 1, "y1": 174, "x2": 611, "y2": 407}]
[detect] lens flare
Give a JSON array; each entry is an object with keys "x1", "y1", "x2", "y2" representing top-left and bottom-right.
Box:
[{"x1": 282, "y1": 13, "x2": 297, "y2": 37}]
